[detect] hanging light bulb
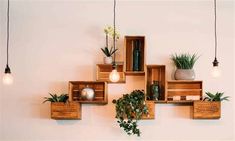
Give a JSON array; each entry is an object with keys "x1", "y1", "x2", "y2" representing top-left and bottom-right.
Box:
[
  {"x1": 109, "y1": 0, "x2": 120, "y2": 83},
  {"x1": 3, "y1": 0, "x2": 13, "y2": 85},
  {"x1": 211, "y1": 0, "x2": 221, "y2": 78},
  {"x1": 3, "y1": 65, "x2": 13, "y2": 85},
  {"x1": 109, "y1": 69, "x2": 120, "y2": 83}
]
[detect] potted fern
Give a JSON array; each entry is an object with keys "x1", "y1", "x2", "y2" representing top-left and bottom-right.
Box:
[
  {"x1": 112, "y1": 90, "x2": 153, "y2": 137},
  {"x1": 102, "y1": 26, "x2": 119, "y2": 64},
  {"x1": 43, "y1": 93, "x2": 81, "y2": 120},
  {"x1": 171, "y1": 53, "x2": 199, "y2": 80},
  {"x1": 193, "y1": 92, "x2": 229, "y2": 119}
]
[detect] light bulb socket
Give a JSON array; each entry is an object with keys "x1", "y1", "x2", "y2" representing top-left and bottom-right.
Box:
[
  {"x1": 4, "y1": 64, "x2": 11, "y2": 74},
  {"x1": 112, "y1": 63, "x2": 117, "y2": 69},
  {"x1": 213, "y1": 58, "x2": 219, "y2": 67}
]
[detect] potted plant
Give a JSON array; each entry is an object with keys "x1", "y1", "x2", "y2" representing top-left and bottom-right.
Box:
[
  {"x1": 193, "y1": 92, "x2": 229, "y2": 119},
  {"x1": 112, "y1": 90, "x2": 150, "y2": 136},
  {"x1": 171, "y1": 53, "x2": 199, "y2": 80},
  {"x1": 101, "y1": 26, "x2": 120, "y2": 64},
  {"x1": 43, "y1": 93, "x2": 81, "y2": 119}
]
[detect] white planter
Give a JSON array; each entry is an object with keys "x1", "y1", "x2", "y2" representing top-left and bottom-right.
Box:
[
  {"x1": 174, "y1": 69, "x2": 195, "y2": 80},
  {"x1": 104, "y1": 57, "x2": 113, "y2": 64}
]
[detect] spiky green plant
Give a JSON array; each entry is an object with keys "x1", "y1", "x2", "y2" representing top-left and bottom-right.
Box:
[
  {"x1": 204, "y1": 92, "x2": 229, "y2": 102},
  {"x1": 112, "y1": 90, "x2": 149, "y2": 137},
  {"x1": 43, "y1": 93, "x2": 69, "y2": 103},
  {"x1": 171, "y1": 53, "x2": 199, "y2": 69},
  {"x1": 101, "y1": 46, "x2": 118, "y2": 57}
]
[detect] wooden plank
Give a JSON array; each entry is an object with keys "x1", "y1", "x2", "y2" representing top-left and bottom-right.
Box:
[
  {"x1": 193, "y1": 101, "x2": 221, "y2": 119},
  {"x1": 141, "y1": 101, "x2": 155, "y2": 119},
  {"x1": 146, "y1": 65, "x2": 166, "y2": 101},
  {"x1": 167, "y1": 90, "x2": 202, "y2": 97},
  {"x1": 51, "y1": 102, "x2": 81, "y2": 120},
  {"x1": 125, "y1": 71, "x2": 145, "y2": 76},
  {"x1": 68, "y1": 81, "x2": 108, "y2": 104}
]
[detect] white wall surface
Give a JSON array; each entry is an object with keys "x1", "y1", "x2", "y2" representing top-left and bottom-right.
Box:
[{"x1": 0, "y1": 0, "x2": 234, "y2": 141}]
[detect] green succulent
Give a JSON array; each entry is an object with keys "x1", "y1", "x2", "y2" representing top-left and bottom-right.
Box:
[
  {"x1": 112, "y1": 90, "x2": 149, "y2": 137},
  {"x1": 101, "y1": 46, "x2": 118, "y2": 57},
  {"x1": 171, "y1": 53, "x2": 199, "y2": 69},
  {"x1": 43, "y1": 93, "x2": 69, "y2": 103},
  {"x1": 204, "y1": 92, "x2": 229, "y2": 102}
]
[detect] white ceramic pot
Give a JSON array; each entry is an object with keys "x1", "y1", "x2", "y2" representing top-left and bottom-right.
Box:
[
  {"x1": 104, "y1": 56, "x2": 113, "y2": 64},
  {"x1": 174, "y1": 69, "x2": 195, "y2": 80},
  {"x1": 81, "y1": 86, "x2": 95, "y2": 100}
]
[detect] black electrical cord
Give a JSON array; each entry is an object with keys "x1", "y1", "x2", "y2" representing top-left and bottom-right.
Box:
[
  {"x1": 112, "y1": 0, "x2": 116, "y2": 69},
  {"x1": 213, "y1": 0, "x2": 219, "y2": 67},
  {"x1": 5, "y1": 0, "x2": 11, "y2": 73}
]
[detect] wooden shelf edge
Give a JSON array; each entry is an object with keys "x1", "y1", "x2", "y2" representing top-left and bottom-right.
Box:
[{"x1": 125, "y1": 71, "x2": 145, "y2": 76}]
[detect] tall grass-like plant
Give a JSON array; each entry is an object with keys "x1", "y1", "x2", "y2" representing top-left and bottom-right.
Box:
[{"x1": 171, "y1": 53, "x2": 199, "y2": 69}]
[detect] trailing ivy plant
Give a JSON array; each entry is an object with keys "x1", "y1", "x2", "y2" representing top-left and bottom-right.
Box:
[
  {"x1": 112, "y1": 90, "x2": 149, "y2": 137},
  {"x1": 171, "y1": 53, "x2": 199, "y2": 69},
  {"x1": 43, "y1": 93, "x2": 69, "y2": 103},
  {"x1": 203, "y1": 92, "x2": 229, "y2": 102}
]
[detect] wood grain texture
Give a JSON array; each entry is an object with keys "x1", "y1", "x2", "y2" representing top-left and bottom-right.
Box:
[
  {"x1": 193, "y1": 101, "x2": 221, "y2": 119},
  {"x1": 96, "y1": 63, "x2": 126, "y2": 83},
  {"x1": 69, "y1": 81, "x2": 108, "y2": 104},
  {"x1": 141, "y1": 101, "x2": 155, "y2": 120},
  {"x1": 124, "y1": 36, "x2": 145, "y2": 75},
  {"x1": 145, "y1": 65, "x2": 166, "y2": 101},
  {"x1": 51, "y1": 102, "x2": 81, "y2": 120},
  {"x1": 166, "y1": 81, "x2": 203, "y2": 103}
]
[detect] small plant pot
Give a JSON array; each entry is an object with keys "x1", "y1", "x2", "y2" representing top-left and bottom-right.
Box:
[
  {"x1": 51, "y1": 102, "x2": 81, "y2": 120},
  {"x1": 104, "y1": 56, "x2": 113, "y2": 64},
  {"x1": 193, "y1": 101, "x2": 221, "y2": 119},
  {"x1": 174, "y1": 69, "x2": 195, "y2": 80}
]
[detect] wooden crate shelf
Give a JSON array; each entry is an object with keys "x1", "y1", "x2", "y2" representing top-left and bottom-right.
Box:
[
  {"x1": 69, "y1": 81, "x2": 108, "y2": 104},
  {"x1": 51, "y1": 102, "x2": 81, "y2": 120},
  {"x1": 166, "y1": 80, "x2": 203, "y2": 103},
  {"x1": 141, "y1": 101, "x2": 155, "y2": 120},
  {"x1": 145, "y1": 65, "x2": 166, "y2": 102},
  {"x1": 96, "y1": 62, "x2": 126, "y2": 83},
  {"x1": 124, "y1": 36, "x2": 145, "y2": 75},
  {"x1": 193, "y1": 101, "x2": 221, "y2": 119}
]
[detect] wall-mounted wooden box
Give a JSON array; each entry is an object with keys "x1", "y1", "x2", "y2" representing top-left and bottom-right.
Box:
[
  {"x1": 124, "y1": 36, "x2": 145, "y2": 76},
  {"x1": 167, "y1": 80, "x2": 203, "y2": 103},
  {"x1": 96, "y1": 62, "x2": 126, "y2": 83},
  {"x1": 141, "y1": 101, "x2": 155, "y2": 120},
  {"x1": 193, "y1": 101, "x2": 221, "y2": 119},
  {"x1": 145, "y1": 65, "x2": 166, "y2": 103},
  {"x1": 51, "y1": 102, "x2": 81, "y2": 120},
  {"x1": 69, "y1": 81, "x2": 108, "y2": 104}
]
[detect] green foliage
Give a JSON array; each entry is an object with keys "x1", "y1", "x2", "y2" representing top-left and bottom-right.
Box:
[
  {"x1": 101, "y1": 46, "x2": 118, "y2": 57},
  {"x1": 112, "y1": 90, "x2": 149, "y2": 137},
  {"x1": 171, "y1": 53, "x2": 199, "y2": 69},
  {"x1": 43, "y1": 93, "x2": 69, "y2": 103},
  {"x1": 204, "y1": 92, "x2": 229, "y2": 102}
]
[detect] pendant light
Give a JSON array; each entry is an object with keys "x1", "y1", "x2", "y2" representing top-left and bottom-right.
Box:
[
  {"x1": 109, "y1": 0, "x2": 120, "y2": 83},
  {"x1": 211, "y1": 0, "x2": 220, "y2": 78},
  {"x1": 3, "y1": 0, "x2": 13, "y2": 85}
]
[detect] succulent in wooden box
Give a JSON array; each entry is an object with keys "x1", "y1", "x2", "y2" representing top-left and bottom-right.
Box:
[
  {"x1": 43, "y1": 93, "x2": 69, "y2": 103},
  {"x1": 112, "y1": 90, "x2": 149, "y2": 137},
  {"x1": 203, "y1": 92, "x2": 229, "y2": 101}
]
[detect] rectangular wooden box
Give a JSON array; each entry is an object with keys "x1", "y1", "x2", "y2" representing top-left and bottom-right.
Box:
[
  {"x1": 193, "y1": 101, "x2": 221, "y2": 119},
  {"x1": 141, "y1": 101, "x2": 155, "y2": 120},
  {"x1": 51, "y1": 102, "x2": 81, "y2": 120},
  {"x1": 69, "y1": 81, "x2": 108, "y2": 104},
  {"x1": 96, "y1": 62, "x2": 126, "y2": 83},
  {"x1": 146, "y1": 65, "x2": 166, "y2": 102},
  {"x1": 167, "y1": 80, "x2": 203, "y2": 103},
  {"x1": 124, "y1": 36, "x2": 145, "y2": 76}
]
